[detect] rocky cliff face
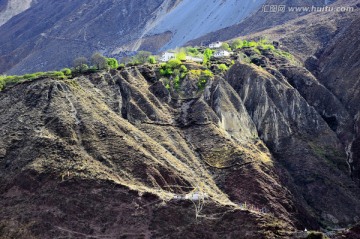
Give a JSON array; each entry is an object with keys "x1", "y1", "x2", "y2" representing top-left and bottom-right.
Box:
[
  {"x1": 243, "y1": 1, "x2": 360, "y2": 185},
  {"x1": 1, "y1": 47, "x2": 359, "y2": 237}
]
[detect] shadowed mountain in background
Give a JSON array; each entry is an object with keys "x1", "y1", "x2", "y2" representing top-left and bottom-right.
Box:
[{"x1": 0, "y1": 0, "x2": 337, "y2": 75}]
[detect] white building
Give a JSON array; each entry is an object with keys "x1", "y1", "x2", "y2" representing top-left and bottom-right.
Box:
[
  {"x1": 159, "y1": 52, "x2": 176, "y2": 62},
  {"x1": 185, "y1": 191, "x2": 209, "y2": 201},
  {"x1": 186, "y1": 56, "x2": 203, "y2": 63},
  {"x1": 213, "y1": 50, "x2": 231, "y2": 58},
  {"x1": 209, "y1": 41, "x2": 222, "y2": 49}
]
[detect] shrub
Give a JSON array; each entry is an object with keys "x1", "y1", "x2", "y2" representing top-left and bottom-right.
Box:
[
  {"x1": 259, "y1": 44, "x2": 275, "y2": 51},
  {"x1": 189, "y1": 69, "x2": 202, "y2": 77},
  {"x1": 148, "y1": 56, "x2": 157, "y2": 64},
  {"x1": 218, "y1": 64, "x2": 228, "y2": 72},
  {"x1": 247, "y1": 41, "x2": 258, "y2": 47},
  {"x1": 189, "y1": 69, "x2": 213, "y2": 90},
  {"x1": 175, "y1": 51, "x2": 187, "y2": 61},
  {"x1": 231, "y1": 39, "x2": 243, "y2": 50},
  {"x1": 133, "y1": 51, "x2": 152, "y2": 64},
  {"x1": 186, "y1": 47, "x2": 199, "y2": 56},
  {"x1": 167, "y1": 58, "x2": 182, "y2": 68},
  {"x1": 91, "y1": 52, "x2": 108, "y2": 70},
  {"x1": 106, "y1": 58, "x2": 119, "y2": 69},
  {"x1": 173, "y1": 75, "x2": 180, "y2": 89},
  {"x1": 0, "y1": 76, "x2": 5, "y2": 91},
  {"x1": 203, "y1": 48, "x2": 213, "y2": 65},
  {"x1": 23, "y1": 74, "x2": 37, "y2": 79},
  {"x1": 221, "y1": 43, "x2": 231, "y2": 51},
  {"x1": 118, "y1": 63, "x2": 125, "y2": 69},
  {"x1": 159, "y1": 59, "x2": 188, "y2": 90},
  {"x1": 180, "y1": 65, "x2": 188, "y2": 78},
  {"x1": 34, "y1": 72, "x2": 46, "y2": 77},
  {"x1": 46, "y1": 71, "x2": 66, "y2": 79},
  {"x1": 160, "y1": 67, "x2": 173, "y2": 76},
  {"x1": 61, "y1": 68, "x2": 72, "y2": 76},
  {"x1": 73, "y1": 57, "x2": 88, "y2": 72}
]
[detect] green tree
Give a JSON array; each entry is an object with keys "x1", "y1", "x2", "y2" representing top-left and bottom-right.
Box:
[
  {"x1": 91, "y1": 53, "x2": 108, "y2": 70},
  {"x1": 106, "y1": 58, "x2": 119, "y2": 69},
  {"x1": 167, "y1": 58, "x2": 182, "y2": 68},
  {"x1": 230, "y1": 39, "x2": 243, "y2": 50},
  {"x1": 203, "y1": 48, "x2": 213, "y2": 65},
  {"x1": 73, "y1": 57, "x2": 89, "y2": 72},
  {"x1": 175, "y1": 50, "x2": 187, "y2": 61},
  {"x1": 148, "y1": 56, "x2": 157, "y2": 64},
  {"x1": 134, "y1": 51, "x2": 152, "y2": 64},
  {"x1": 221, "y1": 43, "x2": 231, "y2": 51},
  {"x1": 186, "y1": 47, "x2": 199, "y2": 56}
]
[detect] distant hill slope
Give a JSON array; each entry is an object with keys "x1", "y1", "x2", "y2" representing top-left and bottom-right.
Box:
[
  {"x1": 145, "y1": 0, "x2": 266, "y2": 50},
  {"x1": 0, "y1": 0, "x2": 336, "y2": 75},
  {"x1": 0, "y1": 0, "x2": 179, "y2": 74},
  {"x1": 0, "y1": 0, "x2": 33, "y2": 26},
  {"x1": 186, "y1": 0, "x2": 339, "y2": 46}
]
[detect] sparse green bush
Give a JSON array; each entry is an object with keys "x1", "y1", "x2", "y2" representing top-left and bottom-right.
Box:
[
  {"x1": 247, "y1": 41, "x2": 258, "y2": 47},
  {"x1": 0, "y1": 69, "x2": 69, "y2": 91},
  {"x1": 0, "y1": 76, "x2": 5, "y2": 91},
  {"x1": 173, "y1": 75, "x2": 180, "y2": 89},
  {"x1": 189, "y1": 69, "x2": 213, "y2": 90},
  {"x1": 231, "y1": 39, "x2": 244, "y2": 50},
  {"x1": 167, "y1": 58, "x2": 182, "y2": 68},
  {"x1": 73, "y1": 57, "x2": 88, "y2": 72},
  {"x1": 159, "y1": 59, "x2": 188, "y2": 90},
  {"x1": 186, "y1": 47, "x2": 199, "y2": 56},
  {"x1": 46, "y1": 71, "x2": 66, "y2": 79},
  {"x1": 160, "y1": 66, "x2": 173, "y2": 76},
  {"x1": 133, "y1": 51, "x2": 152, "y2": 64},
  {"x1": 23, "y1": 74, "x2": 37, "y2": 79},
  {"x1": 61, "y1": 68, "x2": 72, "y2": 76},
  {"x1": 218, "y1": 64, "x2": 228, "y2": 72}
]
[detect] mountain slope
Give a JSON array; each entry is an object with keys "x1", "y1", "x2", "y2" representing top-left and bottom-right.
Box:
[
  {"x1": 146, "y1": 0, "x2": 266, "y2": 50},
  {"x1": 0, "y1": 0, "x2": 336, "y2": 75},
  {"x1": 0, "y1": 0, "x2": 32, "y2": 26},
  {"x1": 0, "y1": 0, "x2": 178, "y2": 74},
  {"x1": 187, "y1": 0, "x2": 337, "y2": 47},
  {"x1": 1, "y1": 46, "x2": 360, "y2": 237},
  {"x1": 240, "y1": 0, "x2": 360, "y2": 184}
]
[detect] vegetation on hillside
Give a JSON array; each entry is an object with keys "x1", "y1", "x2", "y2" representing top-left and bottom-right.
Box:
[
  {"x1": 0, "y1": 53, "x2": 119, "y2": 91},
  {"x1": 159, "y1": 59, "x2": 188, "y2": 90},
  {"x1": 0, "y1": 39, "x2": 296, "y2": 92}
]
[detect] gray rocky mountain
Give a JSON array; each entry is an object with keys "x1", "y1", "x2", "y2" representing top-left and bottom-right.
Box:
[{"x1": 0, "y1": 0, "x2": 335, "y2": 75}]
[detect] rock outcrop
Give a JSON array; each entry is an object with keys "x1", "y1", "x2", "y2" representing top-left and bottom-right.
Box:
[{"x1": 1, "y1": 47, "x2": 360, "y2": 237}]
